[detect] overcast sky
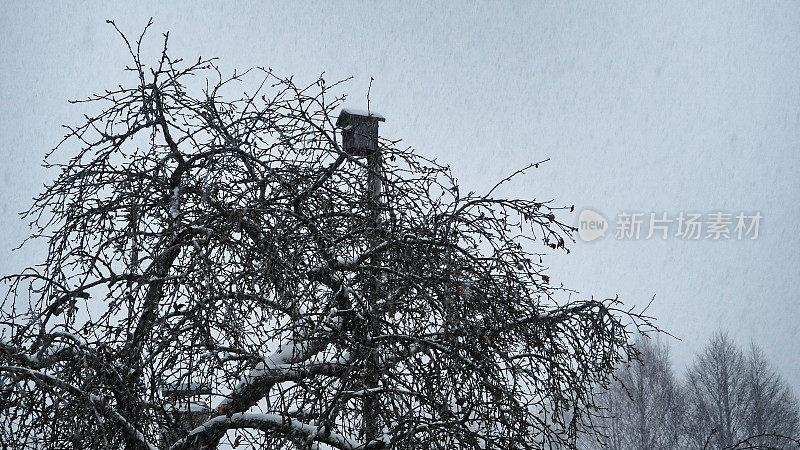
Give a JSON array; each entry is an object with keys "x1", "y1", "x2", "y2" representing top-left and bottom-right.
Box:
[{"x1": 1, "y1": 2, "x2": 799, "y2": 391}]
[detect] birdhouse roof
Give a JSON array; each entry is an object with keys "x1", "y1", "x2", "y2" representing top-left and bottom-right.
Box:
[{"x1": 336, "y1": 108, "x2": 385, "y2": 127}]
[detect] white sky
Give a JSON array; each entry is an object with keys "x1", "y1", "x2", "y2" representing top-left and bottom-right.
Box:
[{"x1": 1, "y1": 2, "x2": 799, "y2": 392}]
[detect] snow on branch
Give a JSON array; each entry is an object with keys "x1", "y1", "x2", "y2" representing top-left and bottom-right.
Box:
[{"x1": 170, "y1": 412, "x2": 360, "y2": 450}]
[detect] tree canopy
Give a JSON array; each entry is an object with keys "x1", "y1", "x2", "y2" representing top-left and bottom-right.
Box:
[{"x1": 0, "y1": 23, "x2": 653, "y2": 449}]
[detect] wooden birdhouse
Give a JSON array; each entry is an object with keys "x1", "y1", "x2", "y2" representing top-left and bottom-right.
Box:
[{"x1": 336, "y1": 108, "x2": 385, "y2": 157}]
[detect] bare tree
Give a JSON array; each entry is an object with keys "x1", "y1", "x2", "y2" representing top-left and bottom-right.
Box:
[
  {"x1": 585, "y1": 336, "x2": 685, "y2": 450},
  {"x1": 684, "y1": 331, "x2": 747, "y2": 449},
  {"x1": 737, "y1": 344, "x2": 799, "y2": 449},
  {"x1": 684, "y1": 332, "x2": 800, "y2": 450},
  {"x1": 581, "y1": 333, "x2": 800, "y2": 450},
  {"x1": 0, "y1": 23, "x2": 653, "y2": 449}
]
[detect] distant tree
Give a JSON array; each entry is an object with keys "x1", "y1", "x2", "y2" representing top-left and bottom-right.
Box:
[
  {"x1": 585, "y1": 336, "x2": 685, "y2": 450},
  {"x1": 684, "y1": 332, "x2": 746, "y2": 449},
  {"x1": 738, "y1": 343, "x2": 799, "y2": 448},
  {"x1": 684, "y1": 332, "x2": 800, "y2": 450},
  {"x1": 0, "y1": 23, "x2": 655, "y2": 450}
]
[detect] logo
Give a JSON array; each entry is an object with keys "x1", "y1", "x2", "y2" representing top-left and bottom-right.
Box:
[
  {"x1": 578, "y1": 209, "x2": 608, "y2": 242},
  {"x1": 574, "y1": 208, "x2": 761, "y2": 242}
]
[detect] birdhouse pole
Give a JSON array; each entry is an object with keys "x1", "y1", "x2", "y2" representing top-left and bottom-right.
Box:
[{"x1": 336, "y1": 108, "x2": 385, "y2": 443}]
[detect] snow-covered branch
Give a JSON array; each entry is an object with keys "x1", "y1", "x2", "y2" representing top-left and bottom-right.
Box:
[{"x1": 170, "y1": 412, "x2": 360, "y2": 450}]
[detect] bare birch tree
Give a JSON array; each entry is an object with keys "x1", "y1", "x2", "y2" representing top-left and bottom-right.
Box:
[
  {"x1": 586, "y1": 337, "x2": 685, "y2": 450},
  {"x1": 684, "y1": 332, "x2": 800, "y2": 450},
  {"x1": 684, "y1": 332, "x2": 746, "y2": 449},
  {"x1": 737, "y1": 344, "x2": 799, "y2": 449}
]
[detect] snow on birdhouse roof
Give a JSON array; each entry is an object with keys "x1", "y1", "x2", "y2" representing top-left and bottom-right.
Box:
[{"x1": 336, "y1": 108, "x2": 385, "y2": 127}]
